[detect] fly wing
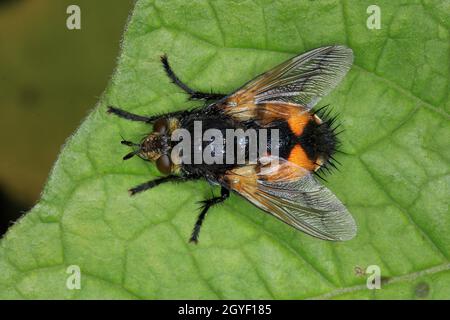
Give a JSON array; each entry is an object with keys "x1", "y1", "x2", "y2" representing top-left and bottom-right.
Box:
[
  {"x1": 220, "y1": 45, "x2": 353, "y2": 121},
  {"x1": 223, "y1": 157, "x2": 357, "y2": 241}
]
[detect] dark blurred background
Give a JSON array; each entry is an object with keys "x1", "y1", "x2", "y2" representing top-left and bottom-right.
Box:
[{"x1": 0, "y1": 0, "x2": 134, "y2": 235}]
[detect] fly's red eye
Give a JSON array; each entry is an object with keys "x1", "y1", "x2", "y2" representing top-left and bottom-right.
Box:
[
  {"x1": 153, "y1": 118, "x2": 168, "y2": 133},
  {"x1": 156, "y1": 155, "x2": 172, "y2": 175}
]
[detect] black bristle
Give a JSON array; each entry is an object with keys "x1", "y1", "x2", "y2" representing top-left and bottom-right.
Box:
[
  {"x1": 332, "y1": 123, "x2": 343, "y2": 133},
  {"x1": 309, "y1": 104, "x2": 345, "y2": 176},
  {"x1": 323, "y1": 164, "x2": 333, "y2": 174},
  {"x1": 313, "y1": 104, "x2": 330, "y2": 117},
  {"x1": 336, "y1": 149, "x2": 348, "y2": 155},
  {"x1": 328, "y1": 160, "x2": 338, "y2": 170},
  {"x1": 313, "y1": 170, "x2": 328, "y2": 182},
  {"x1": 329, "y1": 155, "x2": 342, "y2": 166}
]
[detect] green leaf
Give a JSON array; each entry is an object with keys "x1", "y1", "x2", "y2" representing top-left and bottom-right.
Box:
[{"x1": 1, "y1": 0, "x2": 449, "y2": 299}]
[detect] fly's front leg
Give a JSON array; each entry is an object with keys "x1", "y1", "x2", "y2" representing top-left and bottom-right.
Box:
[
  {"x1": 107, "y1": 106, "x2": 159, "y2": 123},
  {"x1": 190, "y1": 187, "x2": 230, "y2": 244},
  {"x1": 107, "y1": 106, "x2": 185, "y2": 123},
  {"x1": 161, "y1": 55, "x2": 226, "y2": 101},
  {"x1": 129, "y1": 175, "x2": 190, "y2": 196}
]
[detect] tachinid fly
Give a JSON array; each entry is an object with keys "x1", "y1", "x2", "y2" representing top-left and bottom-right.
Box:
[{"x1": 108, "y1": 45, "x2": 357, "y2": 243}]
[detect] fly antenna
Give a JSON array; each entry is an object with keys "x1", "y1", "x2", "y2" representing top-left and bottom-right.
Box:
[
  {"x1": 120, "y1": 135, "x2": 141, "y2": 160},
  {"x1": 123, "y1": 150, "x2": 140, "y2": 160},
  {"x1": 121, "y1": 140, "x2": 140, "y2": 147}
]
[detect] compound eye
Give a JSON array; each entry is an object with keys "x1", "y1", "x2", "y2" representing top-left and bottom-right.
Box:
[
  {"x1": 156, "y1": 155, "x2": 172, "y2": 175},
  {"x1": 153, "y1": 118, "x2": 168, "y2": 133}
]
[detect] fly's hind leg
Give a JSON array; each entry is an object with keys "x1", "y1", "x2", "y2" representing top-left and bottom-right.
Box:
[
  {"x1": 161, "y1": 55, "x2": 226, "y2": 101},
  {"x1": 190, "y1": 187, "x2": 230, "y2": 244}
]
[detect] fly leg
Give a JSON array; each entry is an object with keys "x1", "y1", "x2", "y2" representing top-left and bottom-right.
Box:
[
  {"x1": 129, "y1": 175, "x2": 190, "y2": 196},
  {"x1": 107, "y1": 106, "x2": 159, "y2": 123},
  {"x1": 190, "y1": 187, "x2": 230, "y2": 244},
  {"x1": 107, "y1": 106, "x2": 184, "y2": 123},
  {"x1": 161, "y1": 55, "x2": 226, "y2": 101}
]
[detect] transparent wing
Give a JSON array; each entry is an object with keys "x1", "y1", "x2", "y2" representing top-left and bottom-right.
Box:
[
  {"x1": 223, "y1": 158, "x2": 357, "y2": 241},
  {"x1": 227, "y1": 45, "x2": 353, "y2": 110}
]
